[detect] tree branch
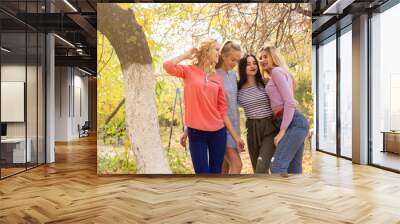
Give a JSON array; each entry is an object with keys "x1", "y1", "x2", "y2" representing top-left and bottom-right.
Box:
[
  {"x1": 105, "y1": 98, "x2": 125, "y2": 126},
  {"x1": 294, "y1": 3, "x2": 312, "y2": 17},
  {"x1": 98, "y1": 48, "x2": 114, "y2": 75},
  {"x1": 250, "y1": 4, "x2": 259, "y2": 53}
]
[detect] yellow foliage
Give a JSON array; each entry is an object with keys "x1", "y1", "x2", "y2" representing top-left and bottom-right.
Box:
[
  {"x1": 98, "y1": 3, "x2": 313, "y2": 174},
  {"x1": 117, "y1": 3, "x2": 131, "y2": 10}
]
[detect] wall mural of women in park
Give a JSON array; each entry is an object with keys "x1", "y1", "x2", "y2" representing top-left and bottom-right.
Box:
[{"x1": 97, "y1": 3, "x2": 312, "y2": 175}]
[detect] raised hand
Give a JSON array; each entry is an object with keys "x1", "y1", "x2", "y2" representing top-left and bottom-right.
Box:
[{"x1": 184, "y1": 47, "x2": 198, "y2": 60}]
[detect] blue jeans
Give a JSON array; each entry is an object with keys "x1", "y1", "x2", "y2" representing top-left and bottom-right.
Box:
[
  {"x1": 271, "y1": 111, "x2": 309, "y2": 174},
  {"x1": 188, "y1": 127, "x2": 227, "y2": 174}
]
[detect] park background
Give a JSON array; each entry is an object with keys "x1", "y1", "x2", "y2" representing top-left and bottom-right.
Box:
[{"x1": 97, "y1": 3, "x2": 313, "y2": 174}]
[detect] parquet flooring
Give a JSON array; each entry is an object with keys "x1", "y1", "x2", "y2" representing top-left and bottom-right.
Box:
[
  {"x1": 0, "y1": 136, "x2": 399, "y2": 223},
  {"x1": 0, "y1": 167, "x2": 26, "y2": 177}
]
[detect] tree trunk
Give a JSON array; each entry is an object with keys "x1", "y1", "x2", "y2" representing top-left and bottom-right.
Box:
[{"x1": 98, "y1": 3, "x2": 171, "y2": 174}]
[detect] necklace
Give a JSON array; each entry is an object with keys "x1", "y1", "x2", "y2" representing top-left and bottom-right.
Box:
[
  {"x1": 198, "y1": 63, "x2": 215, "y2": 89},
  {"x1": 204, "y1": 72, "x2": 211, "y2": 89},
  {"x1": 200, "y1": 66, "x2": 213, "y2": 82}
]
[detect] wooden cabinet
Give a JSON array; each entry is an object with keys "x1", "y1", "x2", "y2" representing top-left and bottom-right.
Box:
[{"x1": 382, "y1": 132, "x2": 400, "y2": 154}]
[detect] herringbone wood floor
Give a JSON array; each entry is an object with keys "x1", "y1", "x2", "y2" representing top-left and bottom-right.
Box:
[{"x1": 0, "y1": 136, "x2": 399, "y2": 223}]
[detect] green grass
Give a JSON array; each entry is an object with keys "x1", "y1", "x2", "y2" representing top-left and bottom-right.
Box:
[
  {"x1": 166, "y1": 146, "x2": 192, "y2": 174},
  {"x1": 97, "y1": 148, "x2": 137, "y2": 174}
]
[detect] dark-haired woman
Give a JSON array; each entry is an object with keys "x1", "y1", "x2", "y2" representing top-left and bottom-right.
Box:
[{"x1": 237, "y1": 54, "x2": 278, "y2": 173}]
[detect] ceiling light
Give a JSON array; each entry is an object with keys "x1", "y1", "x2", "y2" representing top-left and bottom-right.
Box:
[
  {"x1": 76, "y1": 48, "x2": 85, "y2": 55},
  {"x1": 1, "y1": 47, "x2": 11, "y2": 53},
  {"x1": 54, "y1": 34, "x2": 75, "y2": 48},
  {"x1": 63, "y1": 0, "x2": 78, "y2": 12},
  {"x1": 322, "y1": 0, "x2": 354, "y2": 15},
  {"x1": 78, "y1": 67, "x2": 93, "y2": 76}
]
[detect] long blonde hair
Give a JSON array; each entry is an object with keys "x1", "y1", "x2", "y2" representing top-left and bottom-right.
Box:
[
  {"x1": 192, "y1": 39, "x2": 218, "y2": 73},
  {"x1": 259, "y1": 45, "x2": 289, "y2": 70},
  {"x1": 215, "y1": 40, "x2": 241, "y2": 69},
  {"x1": 259, "y1": 45, "x2": 295, "y2": 90}
]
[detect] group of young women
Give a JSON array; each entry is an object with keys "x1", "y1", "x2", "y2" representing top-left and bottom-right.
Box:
[{"x1": 163, "y1": 39, "x2": 309, "y2": 176}]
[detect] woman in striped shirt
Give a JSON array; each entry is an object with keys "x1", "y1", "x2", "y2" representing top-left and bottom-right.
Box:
[{"x1": 237, "y1": 54, "x2": 278, "y2": 173}]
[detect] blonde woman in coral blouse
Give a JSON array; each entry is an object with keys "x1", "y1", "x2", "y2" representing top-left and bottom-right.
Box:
[{"x1": 163, "y1": 39, "x2": 244, "y2": 174}]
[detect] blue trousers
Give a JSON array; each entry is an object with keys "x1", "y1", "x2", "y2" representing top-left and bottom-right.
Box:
[
  {"x1": 271, "y1": 111, "x2": 309, "y2": 174},
  {"x1": 187, "y1": 127, "x2": 227, "y2": 174}
]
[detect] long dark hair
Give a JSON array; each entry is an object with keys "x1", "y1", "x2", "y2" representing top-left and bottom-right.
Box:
[{"x1": 237, "y1": 54, "x2": 265, "y2": 90}]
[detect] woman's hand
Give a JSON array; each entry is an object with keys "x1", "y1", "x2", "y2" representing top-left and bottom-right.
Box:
[
  {"x1": 274, "y1": 129, "x2": 286, "y2": 146},
  {"x1": 223, "y1": 115, "x2": 244, "y2": 151},
  {"x1": 184, "y1": 48, "x2": 198, "y2": 60},
  {"x1": 180, "y1": 131, "x2": 188, "y2": 147},
  {"x1": 167, "y1": 48, "x2": 198, "y2": 66},
  {"x1": 235, "y1": 137, "x2": 245, "y2": 152}
]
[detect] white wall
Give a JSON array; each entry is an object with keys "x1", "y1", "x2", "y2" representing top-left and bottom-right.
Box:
[
  {"x1": 1, "y1": 65, "x2": 29, "y2": 138},
  {"x1": 55, "y1": 66, "x2": 69, "y2": 141},
  {"x1": 1, "y1": 63, "x2": 46, "y2": 164},
  {"x1": 55, "y1": 67, "x2": 89, "y2": 141},
  {"x1": 71, "y1": 72, "x2": 89, "y2": 138},
  {"x1": 1, "y1": 65, "x2": 26, "y2": 81}
]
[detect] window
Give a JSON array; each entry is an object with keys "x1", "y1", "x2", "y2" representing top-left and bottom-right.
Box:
[
  {"x1": 371, "y1": 3, "x2": 400, "y2": 171},
  {"x1": 0, "y1": 1, "x2": 47, "y2": 179},
  {"x1": 317, "y1": 36, "x2": 337, "y2": 154},
  {"x1": 340, "y1": 27, "x2": 352, "y2": 158}
]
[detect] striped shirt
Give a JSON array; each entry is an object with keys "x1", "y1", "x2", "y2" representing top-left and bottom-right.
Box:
[{"x1": 238, "y1": 85, "x2": 273, "y2": 119}]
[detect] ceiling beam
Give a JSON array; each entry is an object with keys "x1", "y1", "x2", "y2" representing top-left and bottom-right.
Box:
[
  {"x1": 67, "y1": 14, "x2": 96, "y2": 37},
  {"x1": 55, "y1": 55, "x2": 96, "y2": 70}
]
